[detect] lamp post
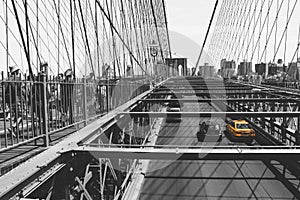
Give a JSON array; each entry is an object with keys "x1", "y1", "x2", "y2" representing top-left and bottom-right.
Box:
[
  {"x1": 149, "y1": 40, "x2": 158, "y2": 77},
  {"x1": 40, "y1": 62, "x2": 48, "y2": 76}
]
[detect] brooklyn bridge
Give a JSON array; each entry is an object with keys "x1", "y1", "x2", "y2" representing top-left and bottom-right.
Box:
[{"x1": 0, "y1": 0, "x2": 300, "y2": 199}]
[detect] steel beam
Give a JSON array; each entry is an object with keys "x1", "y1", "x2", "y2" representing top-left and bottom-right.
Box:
[
  {"x1": 237, "y1": 82, "x2": 300, "y2": 98},
  {"x1": 150, "y1": 92, "x2": 274, "y2": 96},
  {"x1": 122, "y1": 111, "x2": 300, "y2": 118},
  {"x1": 62, "y1": 147, "x2": 300, "y2": 160},
  {"x1": 153, "y1": 87, "x2": 253, "y2": 91},
  {"x1": 139, "y1": 98, "x2": 300, "y2": 103},
  {"x1": 158, "y1": 84, "x2": 244, "y2": 87}
]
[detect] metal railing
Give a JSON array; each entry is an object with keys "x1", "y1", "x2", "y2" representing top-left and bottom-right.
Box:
[{"x1": 0, "y1": 72, "x2": 153, "y2": 150}]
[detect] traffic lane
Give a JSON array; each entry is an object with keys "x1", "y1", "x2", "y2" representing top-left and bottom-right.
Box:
[
  {"x1": 156, "y1": 102, "x2": 220, "y2": 146},
  {"x1": 139, "y1": 101, "x2": 299, "y2": 199},
  {"x1": 140, "y1": 160, "x2": 297, "y2": 200}
]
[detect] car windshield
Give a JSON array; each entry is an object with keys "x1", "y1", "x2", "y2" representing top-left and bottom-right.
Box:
[
  {"x1": 168, "y1": 108, "x2": 180, "y2": 112},
  {"x1": 209, "y1": 124, "x2": 219, "y2": 130},
  {"x1": 236, "y1": 123, "x2": 250, "y2": 129},
  {"x1": 169, "y1": 101, "x2": 180, "y2": 108}
]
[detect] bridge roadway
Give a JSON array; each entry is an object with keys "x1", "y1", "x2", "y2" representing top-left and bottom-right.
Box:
[
  {"x1": 1, "y1": 78, "x2": 300, "y2": 199},
  {"x1": 138, "y1": 96, "x2": 299, "y2": 199}
]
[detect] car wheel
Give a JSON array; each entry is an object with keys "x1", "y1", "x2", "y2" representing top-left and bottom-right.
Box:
[
  {"x1": 246, "y1": 139, "x2": 254, "y2": 145},
  {"x1": 218, "y1": 134, "x2": 222, "y2": 142}
]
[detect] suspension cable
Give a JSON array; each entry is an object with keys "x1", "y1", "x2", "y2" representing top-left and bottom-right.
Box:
[
  {"x1": 96, "y1": 0, "x2": 149, "y2": 76},
  {"x1": 162, "y1": 0, "x2": 172, "y2": 59},
  {"x1": 193, "y1": 0, "x2": 219, "y2": 76},
  {"x1": 149, "y1": 0, "x2": 165, "y2": 62},
  {"x1": 272, "y1": 0, "x2": 298, "y2": 62}
]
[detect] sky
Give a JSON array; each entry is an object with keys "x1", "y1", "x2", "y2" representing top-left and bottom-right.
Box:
[
  {"x1": 0, "y1": 0, "x2": 217, "y2": 74},
  {"x1": 165, "y1": 0, "x2": 217, "y2": 66},
  {"x1": 1, "y1": 1, "x2": 299, "y2": 74},
  {"x1": 165, "y1": 0, "x2": 300, "y2": 68},
  {"x1": 166, "y1": 0, "x2": 216, "y2": 47}
]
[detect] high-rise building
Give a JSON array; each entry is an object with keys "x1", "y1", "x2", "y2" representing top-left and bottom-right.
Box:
[
  {"x1": 198, "y1": 63, "x2": 215, "y2": 78},
  {"x1": 268, "y1": 62, "x2": 277, "y2": 76},
  {"x1": 287, "y1": 59, "x2": 300, "y2": 80},
  {"x1": 255, "y1": 63, "x2": 267, "y2": 76},
  {"x1": 220, "y1": 59, "x2": 236, "y2": 79},
  {"x1": 238, "y1": 61, "x2": 252, "y2": 76}
]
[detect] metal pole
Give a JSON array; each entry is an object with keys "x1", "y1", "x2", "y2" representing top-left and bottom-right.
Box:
[
  {"x1": 42, "y1": 74, "x2": 49, "y2": 147},
  {"x1": 95, "y1": 0, "x2": 101, "y2": 79},
  {"x1": 36, "y1": 0, "x2": 39, "y2": 72},
  {"x1": 25, "y1": 0, "x2": 30, "y2": 73},
  {"x1": 6, "y1": 0, "x2": 8, "y2": 74},
  {"x1": 99, "y1": 158, "x2": 104, "y2": 200},
  {"x1": 70, "y1": 0, "x2": 75, "y2": 79},
  {"x1": 83, "y1": 79, "x2": 87, "y2": 126}
]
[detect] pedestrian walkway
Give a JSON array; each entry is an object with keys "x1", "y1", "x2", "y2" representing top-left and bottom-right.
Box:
[{"x1": 0, "y1": 126, "x2": 77, "y2": 176}]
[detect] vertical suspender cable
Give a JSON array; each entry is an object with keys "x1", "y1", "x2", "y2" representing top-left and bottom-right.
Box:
[
  {"x1": 119, "y1": 0, "x2": 128, "y2": 76},
  {"x1": 162, "y1": 0, "x2": 172, "y2": 59},
  {"x1": 96, "y1": 0, "x2": 149, "y2": 76},
  {"x1": 150, "y1": 0, "x2": 165, "y2": 62},
  {"x1": 243, "y1": 0, "x2": 267, "y2": 62},
  {"x1": 193, "y1": 0, "x2": 219, "y2": 76},
  {"x1": 58, "y1": 0, "x2": 60, "y2": 75},
  {"x1": 70, "y1": 0, "x2": 75, "y2": 78},
  {"x1": 265, "y1": 0, "x2": 270, "y2": 63},
  {"x1": 249, "y1": 0, "x2": 274, "y2": 63},
  {"x1": 284, "y1": 24, "x2": 300, "y2": 81},
  {"x1": 106, "y1": 0, "x2": 116, "y2": 79},
  {"x1": 78, "y1": 0, "x2": 96, "y2": 77},
  {"x1": 272, "y1": 0, "x2": 298, "y2": 62},
  {"x1": 284, "y1": 0, "x2": 290, "y2": 64},
  {"x1": 298, "y1": 24, "x2": 300, "y2": 62},
  {"x1": 259, "y1": 0, "x2": 285, "y2": 63},
  {"x1": 11, "y1": 0, "x2": 34, "y2": 80},
  {"x1": 36, "y1": 0, "x2": 39, "y2": 71},
  {"x1": 257, "y1": 0, "x2": 263, "y2": 63},
  {"x1": 274, "y1": 0, "x2": 279, "y2": 59},
  {"x1": 6, "y1": 0, "x2": 8, "y2": 74},
  {"x1": 53, "y1": 0, "x2": 72, "y2": 71},
  {"x1": 25, "y1": 0, "x2": 30, "y2": 72},
  {"x1": 95, "y1": 0, "x2": 101, "y2": 78}
]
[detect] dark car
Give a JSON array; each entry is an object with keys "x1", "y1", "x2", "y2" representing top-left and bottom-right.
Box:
[
  {"x1": 166, "y1": 101, "x2": 181, "y2": 122},
  {"x1": 197, "y1": 121, "x2": 222, "y2": 142}
]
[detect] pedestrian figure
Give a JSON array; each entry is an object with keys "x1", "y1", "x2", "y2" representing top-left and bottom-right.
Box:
[
  {"x1": 5, "y1": 66, "x2": 24, "y2": 136},
  {"x1": 61, "y1": 69, "x2": 74, "y2": 125}
]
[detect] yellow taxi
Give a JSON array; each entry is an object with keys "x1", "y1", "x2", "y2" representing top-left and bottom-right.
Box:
[{"x1": 226, "y1": 120, "x2": 255, "y2": 138}]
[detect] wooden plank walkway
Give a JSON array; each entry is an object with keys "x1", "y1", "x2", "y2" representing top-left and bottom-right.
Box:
[{"x1": 0, "y1": 126, "x2": 78, "y2": 177}]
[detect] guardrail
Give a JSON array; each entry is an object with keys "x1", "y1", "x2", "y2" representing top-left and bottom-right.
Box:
[
  {"x1": 80, "y1": 143, "x2": 300, "y2": 149},
  {"x1": 61, "y1": 145, "x2": 300, "y2": 161},
  {"x1": 0, "y1": 72, "x2": 153, "y2": 150},
  {"x1": 0, "y1": 78, "x2": 167, "y2": 200}
]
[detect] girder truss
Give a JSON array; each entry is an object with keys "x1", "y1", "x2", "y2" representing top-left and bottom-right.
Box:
[{"x1": 62, "y1": 146, "x2": 300, "y2": 160}]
